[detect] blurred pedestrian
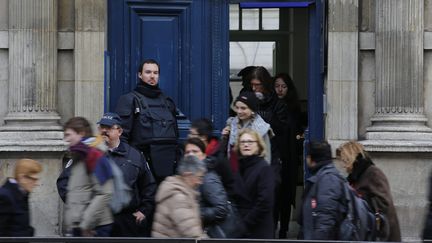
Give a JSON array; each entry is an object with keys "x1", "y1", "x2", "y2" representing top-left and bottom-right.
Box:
[
  {"x1": 338, "y1": 141, "x2": 401, "y2": 241},
  {"x1": 0, "y1": 159, "x2": 42, "y2": 236},
  {"x1": 63, "y1": 117, "x2": 114, "y2": 237},
  {"x1": 299, "y1": 141, "x2": 345, "y2": 240},
  {"x1": 152, "y1": 155, "x2": 206, "y2": 238}
]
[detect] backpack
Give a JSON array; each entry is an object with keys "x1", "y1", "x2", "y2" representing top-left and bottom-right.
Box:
[
  {"x1": 338, "y1": 181, "x2": 377, "y2": 241},
  {"x1": 131, "y1": 91, "x2": 177, "y2": 144},
  {"x1": 311, "y1": 173, "x2": 376, "y2": 241},
  {"x1": 108, "y1": 159, "x2": 133, "y2": 214}
]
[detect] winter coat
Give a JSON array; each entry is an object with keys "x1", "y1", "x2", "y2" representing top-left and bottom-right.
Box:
[
  {"x1": 348, "y1": 155, "x2": 401, "y2": 242},
  {"x1": 152, "y1": 176, "x2": 204, "y2": 238},
  {"x1": 108, "y1": 141, "x2": 157, "y2": 236},
  {"x1": 200, "y1": 170, "x2": 228, "y2": 227},
  {"x1": 0, "y1": 179, "x2": 34, "y2": 236},
  {"x1": 233, "y1": 155, "x2": 275, "y2": 239},
  {"x1": 65, "y1": 156, "x2": 114, "y2": 231},
  {"x1": 299, "y1": 161, "x2": 346, "y2": 240}
]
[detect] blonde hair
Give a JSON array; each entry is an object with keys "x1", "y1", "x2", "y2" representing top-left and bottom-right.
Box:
[
  {"x1": 337, "y1": 141, "x2": 368, "y2": 168},
  {"x1": 14, "y1": 159, "x2": 42, "y2": 178},
  {"x1": 234, "y1": 128, "x2": 266, "y2": 158}
]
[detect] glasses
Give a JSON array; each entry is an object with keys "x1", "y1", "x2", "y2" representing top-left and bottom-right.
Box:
[{"x1": 239, "y1": 140, "x2": 258, "y2": 145}]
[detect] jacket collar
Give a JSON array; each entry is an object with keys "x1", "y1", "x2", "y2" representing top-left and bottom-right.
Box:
[{"x1": 109, "y1": 141, "x2": 128, "y2": 156}]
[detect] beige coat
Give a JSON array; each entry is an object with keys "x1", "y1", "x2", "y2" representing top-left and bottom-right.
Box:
[
  {"x1": 65, "y1": 159, "x2": 114, "y2": 231},
  {"x1": 152, "y1": 176, "x2": 204, "y2": 238}
]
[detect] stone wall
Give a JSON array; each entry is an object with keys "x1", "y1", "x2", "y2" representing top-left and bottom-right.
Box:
[
  {"x1": 0, "y1": 0, "x2": 106, "y2": 236},
  {"x1": 326, "y1": 0, "x2": 432, "y2": 239}
]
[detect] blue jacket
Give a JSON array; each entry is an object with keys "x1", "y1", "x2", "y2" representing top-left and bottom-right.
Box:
[
  {"x1": 0, "y1": 179, "x2": 34, "y2": 236},
  {"x1": 300, "y1": 161, "x2": 346, "y2": 240}
]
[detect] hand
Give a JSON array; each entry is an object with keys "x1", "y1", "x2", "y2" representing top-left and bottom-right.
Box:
[
  {"x1": 133, "y1": 211, "x2": 146, "y2": 224},
  {"x1": 81, "y1": 228, "x2": 96, "y2": 237},
  {"x1": 221, "y1": 126, "x2": 230, "y2": 136}
]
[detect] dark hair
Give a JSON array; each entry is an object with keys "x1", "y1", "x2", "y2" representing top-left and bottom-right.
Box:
[
  {"x1": 306, "y1": 140, "x2": 332, "y2": 162},
  {"x1": 63, "y1": 117, "x2": 93, "y2": 137},
  {"x1": 237, "y1": 66, "x2": 256, "y2": 90},
  {"x1": 245, "y1": 66, "x2": 274, "y2": 94},
  {"x1": 191, "y1": 118, "x2": 214, "y2": 142},
  {"x1": 185, "y1": 137, "x2": 206, "y2": 153},
  {"x1": 138, "y1": 59, "x2": 160, "y2": 74},
  {"x1": 274, "y1": 73, "x2": 301, "y2": 113}
]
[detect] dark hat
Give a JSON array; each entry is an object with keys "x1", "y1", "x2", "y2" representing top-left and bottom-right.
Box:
[
  {"x1": 97, "y1": 112, "x2": 122, "y2": 127},
  {"x1": 306, "y1": 140, "x2": 332, "y2": 162},
  {"x1": 235, "y1": 91, "x2": 259, "y2": 112}
]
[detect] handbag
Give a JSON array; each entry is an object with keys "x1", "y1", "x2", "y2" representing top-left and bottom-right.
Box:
[{"x1": 206, "y1": 201, "x2": 245, "y2": 238}]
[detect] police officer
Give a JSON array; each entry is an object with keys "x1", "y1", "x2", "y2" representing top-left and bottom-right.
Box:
[
  {"x1": 98, "y1": 112, "x2": 157, "y2": 236},
  {"x1": 115, "y1": 59, "x2": 179, "y2": 184}
]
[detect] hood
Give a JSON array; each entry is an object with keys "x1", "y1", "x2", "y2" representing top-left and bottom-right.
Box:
[{"x1": 156, "y1": 176, "x2": 197, "y2": 203}]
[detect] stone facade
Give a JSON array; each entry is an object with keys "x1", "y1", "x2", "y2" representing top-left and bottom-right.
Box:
[
  {"x1": 0, "y1": 0, "x2": 430, "y2": 239},
  {"x1": 326, "y1": 0, "x2": 432, "y2": 239},
  {"x1": 0, "y1": 0, "x2": 105, "y2": 236}
]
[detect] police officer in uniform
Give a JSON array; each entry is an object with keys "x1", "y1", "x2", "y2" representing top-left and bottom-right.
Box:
[{"x1": 115, "y1": 59, "x2": 179, "y2": 184}]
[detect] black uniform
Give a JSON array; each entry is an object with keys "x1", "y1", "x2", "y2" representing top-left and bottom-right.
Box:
[
  {"x1": 116, "y1": 82, "x2": 179, "y2": 183},
  {"x1": 108, "y1": 141, "x2": 157, "y2": 237}
]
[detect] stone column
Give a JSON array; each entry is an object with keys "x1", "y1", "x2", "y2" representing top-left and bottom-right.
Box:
[
  {"x1": 0, "y1": 0, "x2": 64, "y2": 150},
  {"x1": 326, "y1": 0, "x2": 359, "y2": 149},
  {"x1": 6, "y1": 0, "x2": 60, "y2": 127},
  {"x1": 365, "y1": 0, "x2": 432, "y2": 145},
  {"x1": 74, "y1": 0, "x2": 105, "y2": 127}
]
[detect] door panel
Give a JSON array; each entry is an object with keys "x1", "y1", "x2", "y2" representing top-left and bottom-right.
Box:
[{"x1": 108, "y1": 0, "x2": 230, "y2": 137}]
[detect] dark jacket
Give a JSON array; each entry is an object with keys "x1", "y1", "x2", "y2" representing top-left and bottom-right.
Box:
[
  {"x1": 233, "y1": 155, "x2": 275, "y2": 239},
  {"x1": 115, "y1": 82, "x2": 179, "y2": 181},
  {"x1": 108, "y1": 141, "x2": 157, "y2": 236},
  {"x1": 423, "y1": 170, "x2": 432, "y2": 240},
  {"x1": 299, "y1": 161, "x2": 345, "y2": 240},
  {"x1": 348, "y1": 155, "x2": 401, "y2": 242},
  {"x1": 0, "y1": 179, "x2": 34, "y2": 236},
  {"x1": 200, "y1": 169, "x2": 228, "y2": 227},
  {"x1": 115, "y1": 82, "x2": 178, "y2": 148}
]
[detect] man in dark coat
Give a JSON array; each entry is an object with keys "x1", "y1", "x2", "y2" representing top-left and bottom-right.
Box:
[
  {"x1": 115, "y1": 59, "x2": 179, "y2": 184},
  {"x1": 0, "y1": 159, "x2": 42, "y2": 236},
  {"x1": 298, "y1": 141, "x2": 346, "y2": 240},
  {"x1": 97, "y1": 112, "x2": 157, "y2": 236}
]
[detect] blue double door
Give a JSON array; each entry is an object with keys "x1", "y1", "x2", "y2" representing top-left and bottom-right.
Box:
[{"x1": 107, "y1": 0, "x2": 324, "y2": 140}]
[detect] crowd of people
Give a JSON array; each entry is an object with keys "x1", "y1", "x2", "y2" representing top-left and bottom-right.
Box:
[{"x1": 1, "y1": 59, "x2": 428, "y2": 240}]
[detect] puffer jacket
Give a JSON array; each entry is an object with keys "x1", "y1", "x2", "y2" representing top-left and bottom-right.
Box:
[
  {"x1": 299, "y1": 161, "x2": 345, "y2": 240},
  {"x1": 152, "y1": 176, "x2": 204, "y2": 238},
  {"x1": 200, "y1": 170, "x2": 228, "y2": 227},
  {"x1": 65, "y1": 156, "x2": 114, "y2": 231}
]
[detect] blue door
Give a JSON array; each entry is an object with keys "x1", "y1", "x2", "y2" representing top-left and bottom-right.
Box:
[{"x1": 107, "y1": 0, "x2": 230, "y2": 138}]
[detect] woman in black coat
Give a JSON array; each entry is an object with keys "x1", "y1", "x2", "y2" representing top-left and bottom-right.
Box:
[
  {"x1": 232, "y1": 129, "x2": 275, "y2": 239},
  {"x1": 0, "y1": 159, "x2": 42, "y2": 236},
  {"x1": 273, "y1": 73, "x2": 303, "y2": 238},
  {"x1": 338, "y1": 141, "x2": 401, "y2": 242}
]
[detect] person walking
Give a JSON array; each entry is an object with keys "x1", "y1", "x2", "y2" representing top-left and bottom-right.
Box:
[
  {"x1": 0, "y1": 159, "x2": 42, "y2": 236},
  {"x1": 338, "y1": 141, "x2": 401, "y2": 242},
  {"x1": 151, "y1": 155, "x2": 206, "y2": 238},
  {"x1": 299, "y1": 140, "x2": 346, "y2": 240},
  {"x1": 232, "y1": 129, "x2": 275, "y2": 239}
]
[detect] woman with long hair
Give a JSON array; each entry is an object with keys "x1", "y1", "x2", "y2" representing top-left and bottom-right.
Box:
[{"x1": 338, "y1": 141, "x2": 401, "y2": 242}]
